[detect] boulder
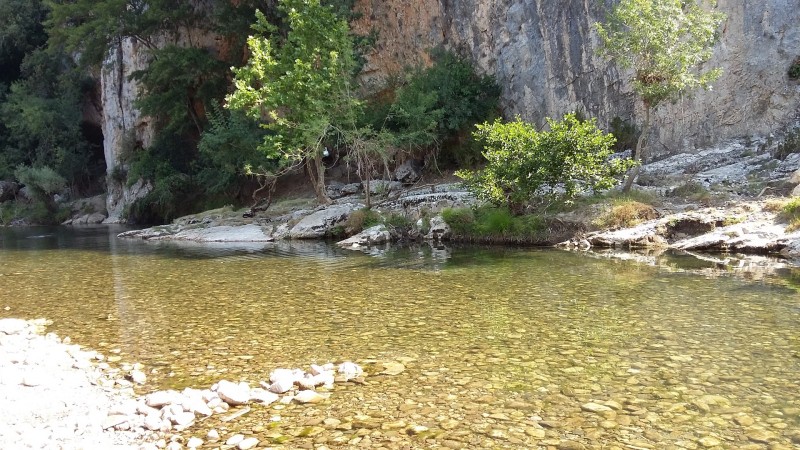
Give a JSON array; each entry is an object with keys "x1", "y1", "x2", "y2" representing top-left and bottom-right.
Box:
[
  {"x1": 288, "y1": 203, "x2": 362, "y2": 239},
  {"x1": 337, "y1": 225, "x2": 391, "y2": 248},
  {"x1": 0, "y1": 181, "x2": 19, "y2": 202},
  {"x1": 365, "y1": 180, "x2": 403, "y2": 195},
  {"x1": 216, "y1": 380, "x2": 250, "y2": 406},
  {"x1": 394, "y1": 159, "x2": 424, "y2": 184},
  {"x1": 425, "y1": 216, "x2": 451, "y2": 241},
  {"x1": 87, "y1": 213, "x2": 107, "y2": 224}
]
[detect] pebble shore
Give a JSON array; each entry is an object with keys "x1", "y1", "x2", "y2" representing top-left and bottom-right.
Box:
[
  {"x1": 0, "y1": 318, "x2": 367, "y2": 450},
  {"x1": 0, "y1": 318, "x2": 152, "y2": 449}
]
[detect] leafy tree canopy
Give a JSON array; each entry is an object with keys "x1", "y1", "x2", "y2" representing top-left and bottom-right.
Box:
[
  {"x1": 227, "y1": 0, "x2": 360, "y2": 203},
  {"x1": 594, "y1": 0, "x2": 725, "y2": 109}
]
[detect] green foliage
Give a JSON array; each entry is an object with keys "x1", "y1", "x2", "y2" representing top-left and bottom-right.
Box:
[
  {"x1": 781, "y1": 197, "x2": 800, "y2": 232},
  {"x1": 45, "y1": 0, "x2": 205, "y2": 66},
  {"x1": 774, "y1": 128, "x2": 800, "y2": 160},
  {"x1": 594, "y1": 0, "x2": 725, "y2": 109},
  {"x1": 128, "y1": 172, "x2": 194, "y2": 224},
  {"x1": 0, "y1": 48, "x2": 98, "y2": 187},
  {"x1": 131, "y1": 46, "x2": 228, "y2": 136},
  {"x1": 197, "y1": 104, "x2": 274, "y2": 195},
  {"x1": 14, "y1": 165, "x2": 66, "y2": 198},
  {"x1": 457, "y1": 113, "x2": 637, "y2": 214},
  {"x1": 344, "y1": 208, "x2": 383, "y2": 234},
  {"x1": 384, "y1": 49, "x2": 500, "y2": 156},
  {"x1": 228, "y1": 0, "x2": 361, "y2": 203},
  {"x1": 789, "y1": 58, "x2": 800, "y2": 80},
  {"x1": 609, "y1": 117, "x2": 639, "y2": 152},
  {"x1": 441, "y1": 206, "x2": 548, "y2": 241},
  {"x1": 0, "y1": 0, "x2": 47, "y2": 85}
]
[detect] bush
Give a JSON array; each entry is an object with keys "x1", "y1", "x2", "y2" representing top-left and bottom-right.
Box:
[
  {"x1": 344, "y1": 208, "x2": 383, "y2": 235},
  {"x1": 609, "y1": 116, "x2": 638, "y2": 153},
  {"x1": 789, "y1": 57, "x2": 800, "y2": 80},
  {"x1": 594, "y1": 200, "x2": 658, "y2": 229},
  {"x1": 781, "y1": 197, "x2": 800, "y2": 232},
  {"x1": 774, "y1": 128, "x2": 800, "y2": 160},
  {"x1": 457, "y1": 113, "x2": 637, "y2": 214},
  {"x1": 383, "y1": 49, "x2": 500, "y2": 162},
  {"x1": 441, "y1": 206, "x2": 549, "y2": 242}
]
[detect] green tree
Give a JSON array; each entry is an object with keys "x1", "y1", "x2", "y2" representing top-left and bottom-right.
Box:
[
  {"x1": 457, "y1": 114, "x2": 635, "y2": 214},
  {"x1": 227, "y1": 0, "x2": 360, "y2": 204},
  {"x1": 594, "y1": 0, "x2": 725, "y2": 191}
]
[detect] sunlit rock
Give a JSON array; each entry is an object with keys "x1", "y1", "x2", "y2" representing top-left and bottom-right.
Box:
[
  {"x1": 216, "y1": 380, "x2": 250, "y2": 406},
  {"x1": 337, "y1": 362, "x2": 363, "y2": 381},
  {"x1": 294, "y1": 390, "x2": 328, "y2": 404}
]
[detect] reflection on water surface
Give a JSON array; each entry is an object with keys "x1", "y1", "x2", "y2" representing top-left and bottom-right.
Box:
[{"x1": 1, "y1": 226, "x2": 799, "y2": 449}]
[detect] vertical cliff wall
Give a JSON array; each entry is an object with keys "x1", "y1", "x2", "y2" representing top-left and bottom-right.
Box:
[
  {"x1": 354, "y1": 0, "x2": 800, "y2": 156},
  {"x1": 101, "y1": 38, "x2": 155, "y2": 223}
]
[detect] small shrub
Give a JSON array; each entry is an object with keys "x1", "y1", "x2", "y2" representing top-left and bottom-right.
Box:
[
  {"x1": 344, "y1": 208, "x2": 382, "y2": 235},
  {"x1": 441, "y1": 207, "x2": 476, "y2": 234},
  {"x1": 594, "y1": 200, "x2": 658, "y2": 229},
  {"x1": 609, "y1": 116, "x2": 639, "y2": 152},
  {"x1": 764, "y1": 198, "x2": 789, "y2": 213},
  {"x1": 774, "y1": 128, "x2": 800, "y2": 160},
  {"x1": 668, "y1": 181, "x2": 711, "y2": 202},
  {"x1": 781, "y1": 197, "x2": 800, "y2": 232},
  {"x1": 789, "y1": 57, "x2": 800, "y2": 80}
]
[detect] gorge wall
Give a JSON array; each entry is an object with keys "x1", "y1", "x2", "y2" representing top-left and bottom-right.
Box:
[
  {"x1": 99, "y1": 1, "x2": 800, "y2": 220},
  {"x1": 353, "y1": 0, "x2": 800, "y2": 156}
]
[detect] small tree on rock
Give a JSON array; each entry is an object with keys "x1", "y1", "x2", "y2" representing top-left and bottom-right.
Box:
[
  {"x1": 594, "y1": 0, "x2": 725, "y2": 191},
  {"x1": 457, "y1": 113, "x2": 635, "y2": 214}
]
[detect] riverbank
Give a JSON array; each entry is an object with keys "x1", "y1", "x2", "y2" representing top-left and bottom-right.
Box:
[{"x1": 116, "y1": 138, "x2": 800, "y2": 270}]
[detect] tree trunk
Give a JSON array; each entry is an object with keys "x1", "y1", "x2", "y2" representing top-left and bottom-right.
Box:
[
  {"x1": 311, "y1": 152, "x2": 331, "y2": 205},
  {"x1": 623, "y1": 107, "x2": 652, "y2": 193},
  {"x1": 364, "y1": 159, "x2": 371, "y2": 209}
]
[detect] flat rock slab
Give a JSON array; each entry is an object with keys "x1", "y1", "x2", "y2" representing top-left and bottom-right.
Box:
[{"x1": 159, "y1": 224, "x2": 273, "y2": 242}]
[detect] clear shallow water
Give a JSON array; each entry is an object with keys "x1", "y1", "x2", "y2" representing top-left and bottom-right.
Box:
[{"x1": 1, "y1": 226, "x2": 799, "y2": 449}]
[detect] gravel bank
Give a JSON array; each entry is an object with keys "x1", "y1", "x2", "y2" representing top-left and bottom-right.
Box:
[{"x1": 0, "y1": 318, "x2": 152, "y2": 450}]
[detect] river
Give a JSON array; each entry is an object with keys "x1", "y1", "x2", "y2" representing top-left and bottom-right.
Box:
[{"x1": 1, "y1": 226, "x2": 799, "y2": 448}]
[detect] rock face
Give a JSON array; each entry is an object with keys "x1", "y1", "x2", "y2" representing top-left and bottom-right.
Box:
[
  {"x1": 101, "y1": 38, "x2": 155, "y2": 223},
  {"x1": 353, "y1": 0, "x2": 800, "y2": 155},
  {"x1": 98, "y1": 1, "x2": 799, "y2": 216},
  {"x1": 288, "y1": 203, "x2": 363, "y2": 239}
]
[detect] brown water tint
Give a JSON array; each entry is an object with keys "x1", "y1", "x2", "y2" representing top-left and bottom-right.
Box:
[{"x1": 1, "y1": 226, "x2": 799, "y2": 449}]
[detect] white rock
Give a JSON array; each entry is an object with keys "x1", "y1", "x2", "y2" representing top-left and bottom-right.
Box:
[
  {"x1": 187, "y1": 437, "x2": 203, "y2": 449},
  {"x1": 249, "y1": 388, "x2": 279, "y2": 405},
  {"x1": 216, "y1": 380, "x2": 250, "y2": 406},
  {"x1": 166, "y1": 443, "x2": 182, "y2": 450},
  {"x1": 337, "y1": 362, "x2": 363, "y2": 381},
  {"x1": 225, "y1": 434, "x2": 245, "y2": 446},
  {"x1": 269, "y1": 368, "x2": 296, "y2": 384},
  {"x1": 0, "y1": 318, "x2": 28, "y2": 335},
  {"x1": 294, "y1": 390, "x2": 328, "y2": 404},
  {"x1": 268, "y1": 378, "x2": 294, "y2": 394},
  {"x1": 206, "y1": 429, "x2": 220, "y2": 440},
  {"x1": 146, "y1": 390, "x2": 178, "y2": 408},
  {"x1": 144, "y1": 414, "x2": 163, "y2": 431},
  {"x1": 311, "y1": 372, "x2": 335, "y2": 388},
  {"x1": 130, "y1": 369, "x2": 147, "y2": 384},
  {"x1": 171, "y1": 411, "x2": 196, "y2": 427},
  {"x1": 237, "y1": 437, "x2": 259, "y2": 450}
]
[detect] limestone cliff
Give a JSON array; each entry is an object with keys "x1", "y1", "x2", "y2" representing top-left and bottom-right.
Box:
[
  {"x1": 98, "y1": 1, "x2": 800, "y2": 220},
  {"x1": 353, "y1": 0, "x2": 800, "y2": 156},
  {"x1": 101, "y1": 38, "x2": 155, "y2": 223}
]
